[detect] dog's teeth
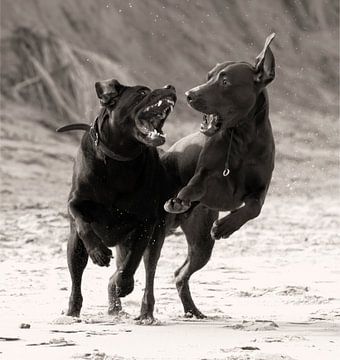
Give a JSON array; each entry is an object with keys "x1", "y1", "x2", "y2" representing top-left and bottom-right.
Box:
[
  {"x1": 165, "y1": 99, "x2": 175, "y2": 106},
  {"x1": 170, "y1": 105, "x2": 174, "y2": 112},
  {"x1": 157, "y1": 100, "x2": 162, "y2": 107},
  {"x1": 149, "y1": 129, "x2": 159, "y2": 139}
]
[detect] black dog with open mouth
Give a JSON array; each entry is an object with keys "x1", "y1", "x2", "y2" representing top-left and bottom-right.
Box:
[
  {"x1": 59, "y1": 80, "x2": 176, "y2": 150},
  {"x1": 57, "y1": 79, "x2": 176, "y2": 317},
  {"x1": 164, "y1": 33, "x2": 276, "y2": 215},
  {"x1": 139, "y1": 34, "x2": 276, "y2": 321}
]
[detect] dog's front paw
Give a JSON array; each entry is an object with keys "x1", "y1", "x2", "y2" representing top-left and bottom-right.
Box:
[
  {"x1": 88, "y1": 245, "x2": 112, "y2": 267},
  {"x1": 164, "y1": 198, "x2": 191, "y2": 214},
  {"x1": 184, "y1": 308, "x2": 207, "y2": 319},
  {"x1": 210, "y1": 217, "x2": 241, "y2": 240},
  {"x1": 115, "y1": 272, "x2": 134, "y2": 297}
]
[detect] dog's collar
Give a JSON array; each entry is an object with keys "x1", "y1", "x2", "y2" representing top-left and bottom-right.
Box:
[
  {"x1": 89, "y1": 111, "x2": 143, "y2": 162},
  {"x1": 222, "y1": 128, "x2": 234, "y2": 177}
]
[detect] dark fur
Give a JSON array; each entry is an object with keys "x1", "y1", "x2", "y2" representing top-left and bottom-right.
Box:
[
  {"x1": 136, "y1": 34, "x2": 276, "y2": 321},
  {"x1": 63, "y1": 80, "x2": 176, "y2": 317}
]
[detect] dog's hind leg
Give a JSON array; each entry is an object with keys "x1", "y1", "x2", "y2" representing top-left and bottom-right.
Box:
[
  {"x1": 136, "y1": 222, "x2": 166, "y2": 323},
  {"x1": 175, "y1": 205, "x2": 217, "y2": 319},
  {"x1": 67, "y1": 222, "x2": 88, "y2": 317},
  {"x1": 107, "y1": 244, "x2": 128, "y2": 315}
]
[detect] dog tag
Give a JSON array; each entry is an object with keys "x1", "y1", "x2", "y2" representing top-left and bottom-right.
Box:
[{"x1": 223, "y1": 169, "x2": 230, "y2": 177}]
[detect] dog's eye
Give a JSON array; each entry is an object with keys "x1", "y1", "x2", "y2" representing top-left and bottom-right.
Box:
[
  {"x1": 222, "y1": 77, "x2": 231, "y2": 87},
  {"x1": 139, "y1": 90, "x2": 147, "y2": 96}
]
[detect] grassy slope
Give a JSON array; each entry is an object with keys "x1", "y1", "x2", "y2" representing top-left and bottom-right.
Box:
[{"x1": 0, "y1": 0, "x2": 339, "y2": 200}]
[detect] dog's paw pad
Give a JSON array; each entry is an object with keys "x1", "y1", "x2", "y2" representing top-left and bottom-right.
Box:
[{"x1": 164, "y1": 198, "x2": 191, "y2": 214}]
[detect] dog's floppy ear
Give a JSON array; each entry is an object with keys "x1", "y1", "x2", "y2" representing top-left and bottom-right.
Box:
[
  {"x1": 254, "y1": 33, "x2": 276, "y2": 85},
  {"x1": 95, "y1": 79, "x2": 123, "y2": 107}
]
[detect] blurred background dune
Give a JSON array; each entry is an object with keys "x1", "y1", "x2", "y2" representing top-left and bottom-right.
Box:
[{"x1": 0, "y1": 0, "x2": 339, "y2": 206}]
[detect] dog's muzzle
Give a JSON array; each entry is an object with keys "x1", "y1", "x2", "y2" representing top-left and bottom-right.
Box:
[{"x1": 135, "y1": 92, "x2": 176, "y2": 146}]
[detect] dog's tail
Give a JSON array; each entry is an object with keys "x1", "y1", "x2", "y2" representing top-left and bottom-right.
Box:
[{"x1": 56, "y1": 123, "x2": 90, "y2": 133}]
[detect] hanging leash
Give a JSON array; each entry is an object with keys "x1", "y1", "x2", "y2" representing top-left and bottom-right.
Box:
[{"x1": 223, "y1": 128, "x2": 234, "y2": 177}]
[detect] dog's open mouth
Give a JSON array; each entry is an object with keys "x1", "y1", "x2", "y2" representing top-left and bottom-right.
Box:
[
  {"x1": 200, "y1": 113, "x2": 222, "y2": 136},
  {"x1": 135, "y1": 97, "x2": 175, "y2": 146}
]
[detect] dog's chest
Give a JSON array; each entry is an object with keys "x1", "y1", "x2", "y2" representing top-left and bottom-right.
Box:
[
  {"x1": 200, "y1": 169, "x2": 245, "y2": 211},
  {"x1": 196, "y1": 132, "x2": 267, "y2": 210},
  {"x1": 96, "y1": 166, "x2": 144, "y2": 197},
  {"x1": 89, "y1": 153, "x2": 162, "y2": 217},
  {"x1": 106, "y1": 165, "x2": 141, "y2": 193}
]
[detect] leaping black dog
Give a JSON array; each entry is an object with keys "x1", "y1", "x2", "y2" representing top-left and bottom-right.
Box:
[
  {"x1": 139, "y1": 33, "x2": 276, "y2": 321},
  {"x1": 57, "y1": 80, "x2": 176, "y2": 317}
]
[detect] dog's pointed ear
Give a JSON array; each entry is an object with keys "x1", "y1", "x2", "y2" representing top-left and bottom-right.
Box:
[
  {"x1": 254, "y1": 33, "x2": 276, "y2": 85},
  {"x1": 95, "y1": 79, "x2": 123, "y2": 107}
]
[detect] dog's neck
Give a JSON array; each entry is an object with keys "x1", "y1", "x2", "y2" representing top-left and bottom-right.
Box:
[
  {"x1": 224, "y1": 89, "x2": 268, "y2": 140},
  {"x1": 96, "y1": 108, "x2": 144, "y2": 160},
  {"x1": 221, "y1": 90, "x2": 269, "y2": 167},
  {"x1": 252, "y1": 89, "x2": 268, "y2": 128}
]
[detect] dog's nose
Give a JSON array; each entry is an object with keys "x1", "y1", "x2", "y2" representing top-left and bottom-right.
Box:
[
  {"x1": 185, "y1": 90, "x2": 196, "y2": 102},
  {"x1": 164, "y1": 84, "x2": 175, "y2": 91}
]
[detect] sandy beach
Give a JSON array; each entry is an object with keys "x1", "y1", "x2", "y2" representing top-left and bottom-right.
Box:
[{"x1": 1, "y1": 1, "x2": 339, "y2": 358}]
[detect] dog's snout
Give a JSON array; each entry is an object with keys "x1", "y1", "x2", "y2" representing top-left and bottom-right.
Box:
[
  {"x1": 186, "y1": 90, "x2": 196, "y2": 103},
  {"x1": 164, "y1": 84, "x2": 175, "y2": 91}
]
